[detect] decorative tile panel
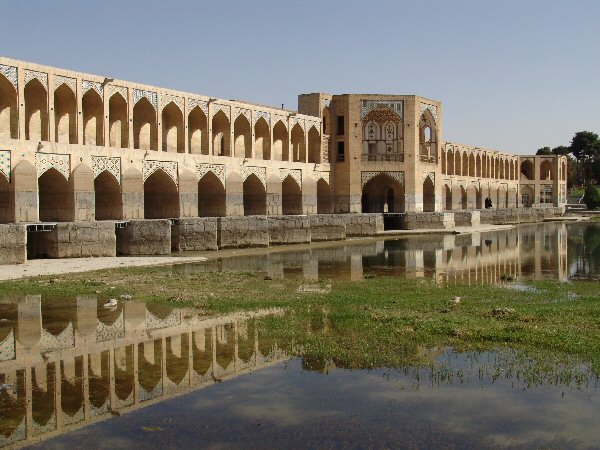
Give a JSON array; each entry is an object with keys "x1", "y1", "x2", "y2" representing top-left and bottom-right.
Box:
[
  {"x1": 307, "y1": 121, "x2": 320, "y2": 132},
  {"x1": 92, "y1": 156, "x2": 121, "y2": 183},
  {"x1": 234, "y1": 107, "x2": 252, "y2": 123},
  {"x1": 196, "y1": 163, "x2": 225, "y2": 186},
  {"x1": 108, "y1": 84, "x2": 127, "y2": 100},
  {"x1": 0, "y1": 329, "x2": 15, "y2": 362},
  {"x1": 279, "y1": 168, "x2": 302, "y2": 186},
  {"x1": 54, "y1": 75, "x2": 76, "y2": 93},
  {"x1": 96, "y1": 311, "x2": 124, "y2": 342},
  {"x1": 146, "y1": 309, "x2": 181, "y2": 331},
  {"x1": 142, "y1": 160, "x2": 178, "y2": 186},
  {"x1": 188, "y1": 98, "x2": 208, "y2": 115},
  {"x1": 272, "y1": 114, "x2": 288, "y2": 129},
  {"x1": 211, "y1": 103, "x2": 230, "y2": 118},
  {"x1": 35, "y1": 152, "x2": 70, "y2": 179},
  {"x1": 240, "y1": 166, "x2": 266, "y2": 187},
  {"x1": 313, "y1": 170, "x2": 330, "y2": 184},
  {"x1": 0, "y1": 150, "x2": 10, "y2": 181},
  {"x1": 361, "y1": 171, "x2": 404, "y2": 188},
  {"x1": 39, "y1": 322, "x2": 74, "y2": 351},
  {"x1": 82, "y1": 80, "x2": 103, "y2": 97},
  {"x1": 24, "y1": 69, "x2": 48, "y2": 88},
  {"x1": 133, "y1": 89, "x2": 158, "y2": 110},
  {"x1": 360, "y1": 100, "x2": 403, "y2": 120},
  {"x1": 254, "y1": 111, "x2": 271, "y2": 122},
  {"x1": 419, "y1": 103, "x2": 438, "y2": 123},
  {"x1": 162, "y1": 93, "x2": 184, "y2": 111},
  {"x1": 0, "y1": 64, "x2": 17, "y2": 88}
]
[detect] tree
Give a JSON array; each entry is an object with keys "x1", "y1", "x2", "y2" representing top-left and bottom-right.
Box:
[
  {"x1": 536, "y1": 146, "x2": 552, "y2": 155},
  {"x1": 570, "y1": 131, "x2": 600, "y2": 182},
  {"x1": 552, "y1": 145, "x2": 570, "y2": 156},
  {"x1": 583, "y1": 183, "x2": 600, "y2": 209}
]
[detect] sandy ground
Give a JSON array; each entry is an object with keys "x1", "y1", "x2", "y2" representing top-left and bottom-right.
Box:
[{"x1": 0, "y1": 223, "x2": 526, "y2": 282}]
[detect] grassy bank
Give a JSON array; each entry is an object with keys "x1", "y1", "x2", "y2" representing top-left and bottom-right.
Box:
[{"x1": 1, "y1": 266, "x2": 600, "y2": 373}]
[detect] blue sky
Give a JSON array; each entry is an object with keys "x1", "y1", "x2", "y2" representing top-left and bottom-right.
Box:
[{"x1": 1, "y1": 0, "x2": 598, "y2": 154}]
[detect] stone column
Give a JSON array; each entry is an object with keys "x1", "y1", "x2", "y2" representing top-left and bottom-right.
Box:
[
  {"x1": 48, "y1": 74, "x2": 56, "y2": 143},
  {"x1": 178, "y1": 169, "x2": 198, "y2": 218},
  {"x1": 12, "y1": 160, "x2": 38, "y2": 222}
]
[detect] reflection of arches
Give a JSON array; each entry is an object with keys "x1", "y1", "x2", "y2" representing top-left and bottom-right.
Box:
[
  {"x1": 520, "y1": 160, "x2": 534, "y2": 180},
  {"x1": 166, "y1": 333, "x2": 189, "y2": 385},
  {"x1": 198, "y1": 172, "x2": 225, "y2": 217},
  {"x1": 0, "y1": 73, "x2": 18, "y2": 139},
  {"x1": 419, "y1": 110, "x2": 437, "y2": 159},
  {"x1": 307, "y1": 126, "x2": 321, "y2": 163},
  {"x1": 188, "y1": 107, "x2": 208, "y2": 155},
  {"x1": 61, "y1": 356, "x2": 83, "y2": 418},
  {"x1": 32, "y1": 364, "x2": 56, "y2": 428},
  {"x1": 361, "y1": 174, "x2": 405, "y2": 213},
  {"x1": 109, "y1": 93, "x2": 128, "y2": 148},
  {"x1": 443, "y1": 184, "x2": 452, "y2": 210},
  {"x1": 234, "y1": 114, "x2": 252, "y2": 158},
  {"x1": 254, "y1": 117, "x2": 270, "y2": 160},
  {"x1": 282, "y1": 175, "x2": 302, "y2": 215},
  {"x1": 291, "y1": 124, "x2": 306, "y2": 162},
  {"x1": 94, "y1": 171, "x2": 122, "y2": 220},
  {"x1": 0, "y1": 173, "x2": 13, "y2": 223},
  {"x1": 89, "y1": 354, "x2": 110, "y2": 409},
  {"x1": 82, "y1": 89, "x2": 104, "y2": 146},
  {"x1": 25, "y1": 78, "x2": 48, "y2": 141},
  {"x1": 423, "y1": 177, "x2": 435, "y2": 212},
  {"x1": 460, "y1": 186, "x2": 467, "y2": 209},
  {"x1": 215, "y1": 324, "x2": 235, "y2": 372},
  {"x1": 133, "y1": 97, "x2": 157, "y2": 150},
  {"x1": 238, "y1": 321, "x2": 256, "y2": 364},
  {"x1": 114, "y1": 345, "x2": 134, "y2": 401},
  {"x1": 144, "y1": 169, "x2": 179, "y2": 219},
  {"x1": 212, "y1": 110, "x2": 230, "y2": 156},
  {"x1": 540, "y1": 160, "x2": 553, "y2": 180},
  {"x1": 138, "y1": 340, "x2": 162, "y2": 393},
  {"x1": 317, "y1": 179, "x2": 333, "y2": 213},
  {"x1": 193, "y1": 328, "x2": 212, "y2": 377},
  {"x1": 273, "y1": 121, "x2": 288, "y2": 161},
  {"x1": 39, "y1": 168, "x2": 73, "y2": 222},
  {"x1": 54, "y1": 84, "x2": 77, "y2": 144},
  {"x1": 162, "y1": 102, "x2": 184, "y2": 153},
  {"x1": 243, "y1": 174, "x2": 266, "y2": 215}
]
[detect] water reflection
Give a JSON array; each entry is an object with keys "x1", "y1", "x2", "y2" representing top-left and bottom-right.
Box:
[
  {"x1": 176, "y1": 222, "x2": 600, "y2": 283},
  {"x1": 0, "y1": 296, "x2": 286, "y2": 448}
]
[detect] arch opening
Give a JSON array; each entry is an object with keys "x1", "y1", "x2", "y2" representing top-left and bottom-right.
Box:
[
  {"x1": 423, "y1": 177, "x2": 435, "y2": 212},
  {"x1": 0, "y1": 173, "x2": 13, "y2": 223},
  {"x1": 307, "y1": 126, "x2": 321, "y2": 163},
  {"x1": 143, "y1": 169, "x2": 179, "y2": 219},
  {"x1": 94, "y1": 171, "x2": 122, "y2": 220},
  {"x1": 361, "y1": 174, "x2": 405, "y2": 213},
  {"x1": 443, "y1": 184, "x2": 452, "y2": 211},
  {"x1": 188, "y1": 106, "x2": 208, "y2": 155},
  {"x1": 254, "y1": 117, "x2": 270, "y2": 160},
  {"x1": 290, "y1": 124, "x2": 306, "y2": 162},
  {"x1": 282, "y1": 176, "x2": 302, "y2": 215},
  {"x1": 520, "y1": 160, "x2": 534, "y2": 180},
  {"x1": 24, "y1": 79, "x2": 48, "y2": 141},
  {"x1": 82, "y1": 89, "x2": 103, "y2": 146},
  {"x1": 109, "y1": 93, "x2": 128, "y2": 148},
  {"x1": 133, "y1": 97, "x2": 157, "y2": 151},
  {"x1": 54, "y1": 84, "x2": 77, "y2": 144},
  {"x1": 38, "y1": 168, "x2": 73, "y2": 222},
  {"x1": 212, "y1": 110, "x2": 230, "y2": 157},
  {"x1": 317, "y1": 179, "x2": 332, "y2": 213},
  {"x1": 234, "y1": 114, "x2": 252, "y2": 158},
  {"x1": 162, "y1": 102, "x2": 184, "y2": 153},
  {"x1": 198, "y1": 172, "x2": 225, "y2": 217},
  {"x1": 243, "y1": 174, "x2": 266, "y2": 216},
  {"x1": 540, "y1": 160, "x2": 553, "y2": 180},
  {"x1": 272, "y1": 121, "x2": 288, "y2": 161},
  {"x1": 0, "y1": 74, "x2": 18, "y2": 139}
]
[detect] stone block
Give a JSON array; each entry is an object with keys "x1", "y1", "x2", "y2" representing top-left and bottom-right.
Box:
[
  {"x1": 217, "y1": 216, "x2": 269, "y2": 249},
  {"x1": 117, "y1": 219, "x2": 171, "y2": 255},
  {"x1": 401, "y1": 212, "x2": 455, "y2": 230},
  {"x1": 0, "y1": 224, "x2": 26, "y2": 264},
  {"x1": 55, "y1": 222, "x2": 116, "y2": 258},
  {"x1": 171, "y1": 218, "x2": 218, "y2": 251},
  {"x1": 268, "y1": 215, "x2": 311, "y2": 245},
  {"x1": 309, "y1": 214, "x2": 346, "y2": 241},
  {"x1": 342, "y1": 213, "x2": 384, "y2": 236},
  {"x1": 454, "y1": 210, "x2": 480, "y2": 227}
]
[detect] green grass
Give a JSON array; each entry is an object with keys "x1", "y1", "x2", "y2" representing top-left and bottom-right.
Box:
[{"x1": 2, "y1": 267, "x2": 600, "y2": 375}]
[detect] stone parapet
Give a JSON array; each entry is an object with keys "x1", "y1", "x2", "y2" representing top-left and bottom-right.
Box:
[
  {"x1": 454, "y1": 211, "x2": 481, "y2": 227},
  {"x1": 171, "y1": 218, "x2": 218, "y2": 251},
  {"x1": 308, "y1": 214, "x2": 347, "y2": 241},
  {"x1": 401, "y1": 212, "x2": 455, "y2": 230},
  {"x1": 117, "y1": 219, "x2": 171, "y2": 255},
  {"x1": 268, "y1": 216, "x2": 311, "y2": 245},
  {"x1": 479, "y1": 207, "x2": 563, "y2": 225},
  {"x1": 55, "y1": 221, "x2": 116, "y2": 258},
  {"x1": 0, "y1": 224, "x2": 26, "y2": 264},
  {"x1": 342, "y1": 213, "x2": 384, "y2": 236},
  {"x1": 217, "y1": 216, "x2": 269, "y2": 248}
]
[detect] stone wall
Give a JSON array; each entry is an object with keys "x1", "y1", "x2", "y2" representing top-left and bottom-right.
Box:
[
  {"x1": 117, "y1": 219, "x2": 171, "y2": 255},
  {"x1": 268, "y1": 216, "x2": 311, "y2": 245},
  {"x1": 309, "y1": 214, "x2": 346, "y2": 241},
  {"x1": 479, "y1": 207, "x2": 564, "y2": 225},
  {"x1": 217, "y1": 216, "x2": 269, "y2": 249},
  {"x1": 55, "y1": 222, "x2": 116, "y2": 258},
  {"x1": 454, "y1": 211, "x2": 481, "y2": 227},
  {"x1": 0, "y1": 224, "x2": 26, "y2": 264},
  {"x1": 401, "y1": 212, "x2": 455, "y2": 230},
  {"x1": 171, "y1": 218, "x2": 218, "y2": 251},
  {"x1": 342, "y1": 213, "x2": 384, "y2": 236}
]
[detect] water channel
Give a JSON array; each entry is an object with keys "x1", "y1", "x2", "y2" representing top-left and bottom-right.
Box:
[{"x1": 0, "y1": 221, "x2": 599, "y2": 448}]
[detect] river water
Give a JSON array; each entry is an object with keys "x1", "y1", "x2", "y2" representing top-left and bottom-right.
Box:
[{"x1": 0, "y1": 221, "x2": 599, "y2": 448}]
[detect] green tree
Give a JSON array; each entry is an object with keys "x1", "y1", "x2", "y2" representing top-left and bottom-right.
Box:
[
  {"x1": 570, "y1": 131, "x2": 600, "y2": 182},
  {"x1": 583, "y1": 183, "x2": 600, "y2": 209},
  {"x1": 552, "y1": 145, "x2": 571, "y2": 156},
  {"x1": 536, "y1": 146, "x2": 552, "y2": 155}
]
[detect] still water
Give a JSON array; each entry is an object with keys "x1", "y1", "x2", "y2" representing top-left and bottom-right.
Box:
[{"x1": 0, "y1": 221, "x2": 599, "y2": 448}]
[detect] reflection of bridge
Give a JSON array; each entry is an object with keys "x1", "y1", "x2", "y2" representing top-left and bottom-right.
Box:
[
  {"x1": 178, "y1": 223, "x2": 569, "y2": 283},
  {"x1": 0, "y1": 300, "x2": 286, "y2": 448}
]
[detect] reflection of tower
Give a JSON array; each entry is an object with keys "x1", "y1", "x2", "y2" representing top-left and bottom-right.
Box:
[
  {"x1": 557, "y1": 224, "x2": 568, "y2": 281},
  {"x1": 17, "y1": 295, "x2": 42, "y2": 349},
  {"x1": 75, "y1": 296, "x2": 97, "y2": 342},
  {"x1": 303, "y1": 258, "x2": 319, "y2": 280},
  {"x1": 350, "y1": 253, "x2": 363, "y2": 281},
  {"x1": 406, "y1": 249, "x2": 424, "y2": 278}
]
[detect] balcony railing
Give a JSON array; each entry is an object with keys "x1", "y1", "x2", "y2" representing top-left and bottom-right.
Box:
[{"x1": 361, "y1": 154, "x2": 404, "y2": 162}]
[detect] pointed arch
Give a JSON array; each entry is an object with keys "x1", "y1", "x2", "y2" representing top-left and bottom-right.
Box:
[
  {"x1": 447, "y1": 149, "x2": 454, "y2": 175},
  {"x1": 361, "y1": 173, "x2": 405, "y2": 213},
  {"x1": 0, "y1": 172, "x2": 13, "y2": 223},
  {"x1": 243, "y1": 173, "x2": 266, "y2": 215},
  {"x1": 95, "y1": 170, "x2": 122, "y2": 220},
  {"x1": 166, "y1": 333, "x2": 189, "y2": 385},
  {"x1": 419, "y1": 109, "x2": 437, "y2": 161},
  {"x1": 540, "y1": 160, "x2": 553, "y2": 180},
  {"x1": 133, "y1": 97, "x2": 157, "y2": 150},
  {"x1": 38, "y1": 167, "x2": 73, "y2": 221},
  {"x1": 290, "y1": 123, "x2": 306, "y2": 162},
  {"x1": 254, "y1": 117, "x2": 270, "y2": 160},
  {"x1": 520, "y1": 160, "x2": 534, "y2": 180},
  {"x1": 212, "y1": 110, "x2": 230, "y2": 156},
  {"x1": 198, "y1": 171, "x2": 226, "y2": 217},
  {"x1": 443, "y1": 184, "x2": 452, "y2": 211},
  {"x1": 109, "y1": 92, "x2": 128, "y2": 148},
  {"x1": 272, "y1": 121, "x2": 289, "y2": 161},
  {"x1": 468, "y1": 154, "x2": 475, "y2": 177},
  {"x1": 423, "y1": 176, "x2": 435, "y2": 212},
  {"x1": 462, "y1": 152, "x2": 468, "y2": 176},
  {"x1": 162, "y1": 101, "x2": 184, "y2": 153},
  {"x1": 234, "y1": 114, "x2": 252, "y2": 158},
  {"x1": 454, "y1": 152, "x2": 461, "y2": 176},
  {"x1": 82, "y1": 89, "x2": 104, "y2": 146},
  {"x1": 308, "y1": 126, "x2": 321, "y2": 164},
  {"x1": 188, "y1": 106, "x2": 208, "y2": 155},
  {"x1": 282, "y1": 175, "x2": 302, "y2": 215},
  {"x1": 0, "y1": 73, "x2": 18, "y2": 139},
  {"x1": 317, "y1": 178, "x2": 332, "y2": 213},
  {"x1": 460, "y1": 185, "x2": 468, "y2": 209},
  {"x1": 24, "y1": 78, "x2": 48, "y2": 141},
  {"x1": 54, "y1": 83, "x2": 77, "y2": 144},
  {"x1": 144, "y1": 169, "x2": 179, "y2": 219}
]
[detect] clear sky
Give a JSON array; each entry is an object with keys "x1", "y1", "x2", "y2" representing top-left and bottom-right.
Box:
[{"x1": 1, "y1": 0, "x2": 598, "y2": 154}]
